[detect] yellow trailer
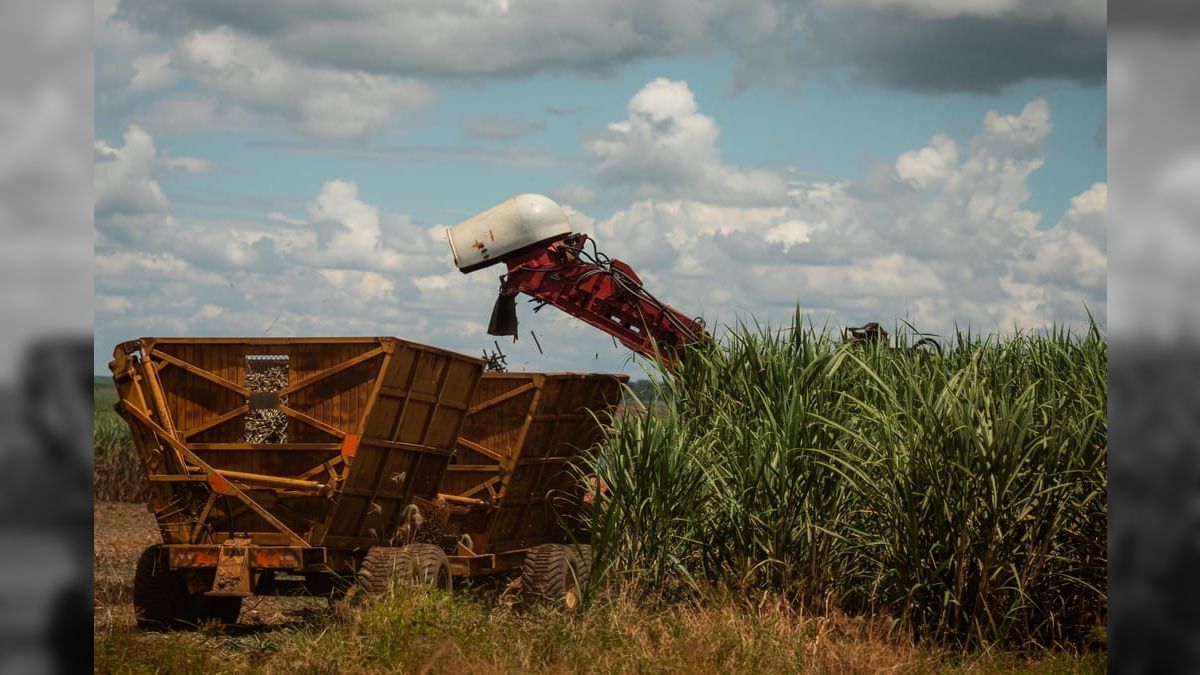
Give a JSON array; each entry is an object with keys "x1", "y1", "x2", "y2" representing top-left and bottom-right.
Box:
[
  {"x1": 439, "y1": 372, "x2": 626, "y2": 601},
  {"x1": 109, "y1": 337, "x2": 483, "y2": 627}
]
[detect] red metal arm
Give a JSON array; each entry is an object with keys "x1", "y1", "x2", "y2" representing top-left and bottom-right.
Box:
[{"x1": 488, "y1": 233, "x2": 704, "y2": 365}]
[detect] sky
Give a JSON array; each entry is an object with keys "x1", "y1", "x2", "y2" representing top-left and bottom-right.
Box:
[{"x1": 93, "y1": 0, "x2": 1107, "y2": 375}]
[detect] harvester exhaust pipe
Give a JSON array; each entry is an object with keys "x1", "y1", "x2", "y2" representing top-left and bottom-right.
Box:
[{"x1": 488, "y1": 293, "x2": 519, "y2": 337}]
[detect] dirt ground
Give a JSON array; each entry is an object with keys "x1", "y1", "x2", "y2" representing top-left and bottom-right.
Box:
[{"x1": 92, "y1": 502, "x2": 323, "y2": 633}]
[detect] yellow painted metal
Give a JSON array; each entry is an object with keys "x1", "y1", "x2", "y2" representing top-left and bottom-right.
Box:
[
  {"x1": 109, "y1": 337, "x2": 484, "y2": 562},
  {"x1": 440, "y1": 372, "x2": 626, "y2": 557}
]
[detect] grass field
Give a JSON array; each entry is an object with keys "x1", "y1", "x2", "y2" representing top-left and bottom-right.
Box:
[
  {"x1": 92, "y1": 317, "x2": 1106, "y2": 671},
  {"x1": 93, "y1": 503, "x2": 1104, "y2": 674}
]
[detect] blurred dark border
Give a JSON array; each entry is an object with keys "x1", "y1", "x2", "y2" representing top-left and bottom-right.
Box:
[
  {"x1": 0, "y1": 0, "x2": 93, "y2": 672},
  {"x1": 1108, "y1": 0, "x2": 1200, "y2": 671},
  {"x1": 1, "y1": 0, "x2": 1195, "y2": 670}
]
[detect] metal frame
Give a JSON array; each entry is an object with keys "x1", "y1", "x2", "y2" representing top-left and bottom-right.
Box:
[
  {"x1": 110, "y1": 337, "x2": 484, "y2": 594},
  {"x1": 439, "y1": 372, "x2": 627, "y2": 576}
]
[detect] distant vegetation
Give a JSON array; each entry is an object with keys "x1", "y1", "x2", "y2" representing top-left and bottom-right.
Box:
[
  {"x1": 93, "y1": 379, "x2": 145, "y2": 502},
  {"x1": 624, "y1": 378, "x2": 661, "y2": 405}
]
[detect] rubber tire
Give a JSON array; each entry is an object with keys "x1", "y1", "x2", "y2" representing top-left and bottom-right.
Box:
[
  {"x1": 133, "y1": 545, "x2": 193, "y2": 629},
  {"x1": 133, "y1": 546, "x2": 243, "y2": 629},
  {"x1": 132, "y1": 546, "x2": 192, "y2": 628},
  {"x1": 357, "y1": 544, "x2": 453, "y2": 594},
  {"x1": 521, "y1": 543, "x2": 587, "y2": 604},
  {"x1": 570, "y1": 544, "x2": 593, "y2": 593}
]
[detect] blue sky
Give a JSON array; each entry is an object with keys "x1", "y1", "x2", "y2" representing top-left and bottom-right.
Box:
[{"x1": 94, "y1": 0, "x2": 1107, "y2": 375}]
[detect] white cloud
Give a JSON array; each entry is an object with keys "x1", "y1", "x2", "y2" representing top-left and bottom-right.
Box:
[
  {"x1": 464, "y1": 115, "x2": 546, "y2": 141},
  {"x1": 569, "y1": 88, "x2": 1103, "y2": 337},
  {"x1": 317, "y1": 270, "x2": 397, "y2": 300},
  {"x1": 93, "y1": 124, "x2": 169, "y2": 219},
  {"x1": 1008, "y1": 182, "x2": 1107, "y2": 322},
  {"x1": 93, "y1": 124, "x2": 214, "y2": 246},
  {"x1": 980, "y1": 98, "x2": 1053, "y2": 157},
  {"x1": 306, "y1": 180, "x2": 384, "y2": 261},
  {"x1": 158, "y1": 153, "x2": 214, "y2": 174},
  {"x1": 96, "y1": 294, "x2": 134, "y2": 314},
  {"x1": 895, "y1": 134, "x2": 959, "y2": 189},
  {"x1": 552, "y1": 183, "x2": 598, "y2": 206},
  {"x1": 93, "y1": 250, "x2": 227, "y2": 287},
  {"x1": 169, "y1": 27, "x2": 435, "y2": 139},
  {"x1": 816, "y1": 0, "x2": 1105, "y2": 29},
  {"x1": 93, "y1": 125, "x2": 520, "y2": 367},
  {"x1": 762, "y1": 220, "x2": 815, "y2": 250},
  {"x1": 585, "y1": 78, "x2": 789, "y2": 205},
  {"x1": 113, "y1": 0, "x2": 1104, "y2": 94},
  {"x1": 128, "y1": 52, "x2": 176, "y2": 92},
  {"x1": 192, "y1": 303, "x2": 225, "y2": 321}
]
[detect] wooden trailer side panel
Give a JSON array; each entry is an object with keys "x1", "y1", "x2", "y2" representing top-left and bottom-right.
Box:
[
  {"x1": 444, "y1": 373, "x2": 625, "y2": 554},
  {"x1": 109, "y1": 337, "x2": 483, "y2": 551},
  {"x1": 484, "y1": 375, "x2": 624, "y2": 551},
  {"x1": 316, "y1": 346, "x2": 482, "y2": 548},
  {"x1": 441, "y1": 375, "x2": 542, "y2": 503}
]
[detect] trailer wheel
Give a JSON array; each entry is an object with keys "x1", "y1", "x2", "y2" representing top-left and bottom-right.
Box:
[
  {"x1": 357, "y1": 544, "x2": 453, "y2": 594},
  {"x1": 134, "y1": 546, "x2": 244, "y2": 628},
  {"x1": 570, "y1": 544, "x2": 593, "y2": 592},
  {"x1": 521, "y1": 543, "x2": 588, "y2": 605},
  {"x1": 133, "y1": 545, "x2": 195, "y2": 629}
]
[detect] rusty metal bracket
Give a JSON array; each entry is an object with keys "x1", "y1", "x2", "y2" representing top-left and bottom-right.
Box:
[{"x1": 207, "y1": 537, "x2": 253, "y2": 596}]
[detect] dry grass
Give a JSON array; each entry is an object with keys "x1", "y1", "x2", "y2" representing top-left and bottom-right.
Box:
[{"x1": 93, "y1": 503, "x2": 1105, "y2": 674}]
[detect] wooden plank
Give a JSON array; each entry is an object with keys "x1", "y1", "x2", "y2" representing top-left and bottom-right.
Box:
[
  {"x1": 466, "y1": 382, "x2": 536, "y2": 415},
  {"x1": 189, "y1": 443, "x2": 340, "y2": 451},
  {"x1": 182, "y1": 404, "x2": 249, "y2": 439},
  {"x1": 191, "y1": 493, "x2": 218, "y2": 544},
  {"x1": 456, "y1": 437, "x2": 506, "y2": 464},
  {"x1": 215, "y1": 469, "x2": 325, "y2": 492},
  {"x1": 117, "y1": 401, "x2": 308, "y2": 547},
  {"x1": 460, "y1": 475, "x2": 501, "y2": 499},
  {"x1": 446, "y1": 464, "x2": 502, "y2": 472},
  {"x1": 380, "y1": 348, "x2": 447, "y2": 542},
  {"x1": 153, "y1": 350, "x2": 251, "y2": 397},
  {"x1": 142, "y1": 337, "x2": 482, "y2": 369},
  {"x1": 533, "y1": 413, "x2": 587, "y2": 422},
  {"x1": 150, "y1": 337, "x2": 387, "y2": 345},
  {"x1": 366, "y1": 438, "x2": 455, "y2": 457},
  {"x1": 515, "y1": 456, "x2": 575, "y2": 465},
  {"x1": 492, "y1": 375, "x2": 543, "y2": 521},
  {"x1": 141, "y1": 361, "x2": 188, "y2": 473},
  {"x1": 336, "y1": 344, "x2": 421, "y2": 545},
  {"x1": 438, "y1": 493, "x2": 489, "y2": 506},
  {"x1": 278, "y1": 404, "x2": 345, "y2": 439},
  {"x1": 296, "y1": 456, "x2": 344, "y2": 482},
  {"x1": 378, "y1": 386, "x2": 440, "y2": 405}
]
